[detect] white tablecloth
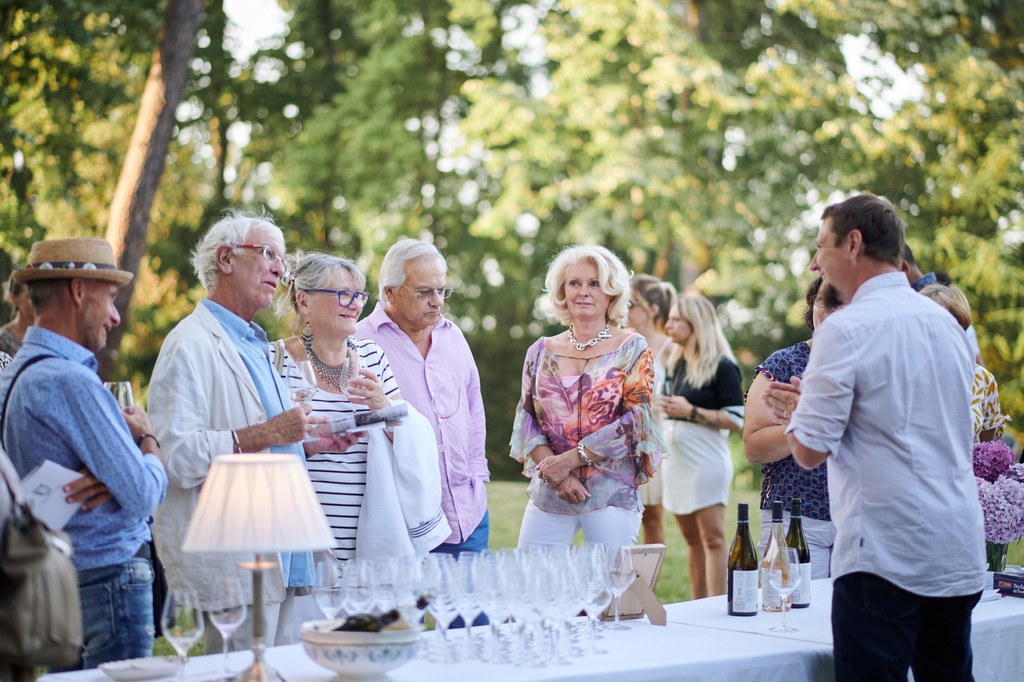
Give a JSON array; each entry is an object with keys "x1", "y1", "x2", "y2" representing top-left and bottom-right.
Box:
[
  {"x1": 666, "y1": 579, "x2": 1024, "y2": 681},
  {"x1": 41, "y1": 580, "x2": 1024, "y2": 682}
]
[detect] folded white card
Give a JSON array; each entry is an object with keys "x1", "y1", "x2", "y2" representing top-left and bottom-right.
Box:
[{"x1": 19, "y1": 459, "x2": 84, "y2": 530}]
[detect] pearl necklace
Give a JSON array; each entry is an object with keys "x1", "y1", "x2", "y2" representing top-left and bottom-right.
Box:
[{"x1": 567, "y1": 323, "x2": 611, "y2": 351}]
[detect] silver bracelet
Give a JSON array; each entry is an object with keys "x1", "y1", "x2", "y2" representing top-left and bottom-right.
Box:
[{"x1": 577, "y1": 442, "x2": 594, "y2": 466}]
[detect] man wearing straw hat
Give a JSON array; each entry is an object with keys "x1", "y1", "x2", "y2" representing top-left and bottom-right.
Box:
[{"x1": 0, "y1": 237, "x2": 168, "y2": 669}]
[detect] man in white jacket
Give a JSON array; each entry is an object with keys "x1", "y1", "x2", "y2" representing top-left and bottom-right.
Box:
[{"x1": 148, "y1": 210, "x2": 317, "y2": 651}]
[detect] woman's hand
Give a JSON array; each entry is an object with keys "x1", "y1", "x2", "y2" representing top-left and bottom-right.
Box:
[
  {"x1": 554, "y1": 476, "x2": 591, "y2": 505},
  {"x1": 304, "y1": 429, "x2": 362, "y2": 457},
  {"x1": 536, "y1": 449, "x2": 578, "y2": 485},
  {"x1": 658, "y1": 395, "x2": 693, "y2": 420},
  {"x1": 348, "y1": 369, "x2": 390, "y2": 411}
]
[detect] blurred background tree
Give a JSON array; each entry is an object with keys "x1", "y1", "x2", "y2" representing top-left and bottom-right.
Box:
[{"x1": 2, "y1": 0, "x2": 1021, "y2": 478}]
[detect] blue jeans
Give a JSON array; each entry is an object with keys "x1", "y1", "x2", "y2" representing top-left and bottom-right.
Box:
[
  {"x1": 832, "y1": 572, "x2": 980, "y2": 682},
  {"x1": 430, "y1": 510, "x2": 490, "y2": 558},
  {"x1": 431, "y1": 511, "x2": 489, "y2": 627},
  {"x1": 76, "y1": 558, "x2": 155, "y2": 669}
]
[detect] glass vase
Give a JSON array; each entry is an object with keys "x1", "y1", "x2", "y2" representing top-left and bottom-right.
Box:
[{"x1": 985, "y1": 541, "x2": 1008, "y2": 573}]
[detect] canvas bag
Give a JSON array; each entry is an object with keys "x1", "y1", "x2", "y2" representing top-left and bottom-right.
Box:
[{"x1": 0, "y1": 458, "x2": 82, "y2": 667}]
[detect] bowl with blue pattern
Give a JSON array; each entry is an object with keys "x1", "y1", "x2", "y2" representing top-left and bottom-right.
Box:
[{"x1": 300, "y1": 620, "x2": 420, "y2": 680}]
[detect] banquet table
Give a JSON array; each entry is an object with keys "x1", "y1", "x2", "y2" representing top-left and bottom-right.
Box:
[{"x1": 40, "y1": 579, "x2": 1024, "y2": 682}]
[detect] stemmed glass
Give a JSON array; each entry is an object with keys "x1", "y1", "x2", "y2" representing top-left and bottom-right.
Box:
[
  {"x1": 576, "y1": 544, "x2": 611, "y2": 653},
  {"x1": 208, "y1": 577, "x2": 247, "y2": 676},
  {"x1": 290, "y1": 360, "x2": 318, "y2": 407},
  {"x1": 313, "y1": 554, "x2": 345, "y2": 620},
  {"x1": 103, "y1": 381, "x2": 135, "y2": 408},
  {"x1": 160, "y1": 587, "x2": 204, "y2": 682},
  {"x1": 766, "y1": 548, "x2": 800, "y2": 633},
  {"x1": 606, "y1": 547, "x2": 636, "y2": 631}
]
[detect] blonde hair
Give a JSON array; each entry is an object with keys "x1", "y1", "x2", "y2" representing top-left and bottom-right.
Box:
[
  {"x1": 667, "y1": 293, "x2": 735, "y2": 388},
  {"x1": 920, "y1": 283, "x2": 972, "y2": 331},
  {"x1": 544, "y1": 244, "x2": 631, "y2": 326}
]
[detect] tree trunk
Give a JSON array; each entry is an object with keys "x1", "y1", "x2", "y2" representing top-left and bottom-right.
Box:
[{"x1": 100, "y1": 0, "x2": 203, "y2": 378}]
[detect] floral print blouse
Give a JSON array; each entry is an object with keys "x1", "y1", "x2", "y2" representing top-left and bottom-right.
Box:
[
  {"x1": 755, "y1": 341, "x2": 830, "y2": 522},
  {"x1": 510, "y1": 334, "x2": 667, "y2": 515},
  {"x1": 972, "y1": 364, "x2": 1008, "y2": 442}
]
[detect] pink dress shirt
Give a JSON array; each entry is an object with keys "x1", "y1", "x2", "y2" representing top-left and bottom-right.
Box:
[{"x1": 356, "y1": 303, "x2": 489, "y2": 544}]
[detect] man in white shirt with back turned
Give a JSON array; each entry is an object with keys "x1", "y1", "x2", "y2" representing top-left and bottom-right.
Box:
[{"x1": 763, "y1": 193, "x2": 985, "y2": 681}]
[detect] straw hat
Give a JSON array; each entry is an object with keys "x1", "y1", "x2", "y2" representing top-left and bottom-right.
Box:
[{"x1": 13, "y1": 238, "x2": 133, "y2": 286}]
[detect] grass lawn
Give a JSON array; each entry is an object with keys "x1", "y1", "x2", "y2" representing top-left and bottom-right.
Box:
[{"x1": 486, "y1": 478, "x2": 762, "y2": 605}]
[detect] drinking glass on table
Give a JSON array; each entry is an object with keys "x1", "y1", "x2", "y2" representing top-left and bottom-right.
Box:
[
  {"x1": 208, "y1": 577, "x2": 247, "y2": 675},
  {"x1": 313, "y1": 553, "x2": 345, "y2": 620},
  {"x1": 161, "y1": 587, "x2": 204, "y2": 682},
  {"x1": 103, "y1": 381, "x2": 134, "y2": 408},
  {"x1": 606, "y1": 547, "x2": 636, "y2": 631},
  {"x1": 766, "y1": 548, "x2": 801, "y2": 633}
]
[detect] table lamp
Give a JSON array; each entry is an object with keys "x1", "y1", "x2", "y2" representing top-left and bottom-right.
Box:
[{"x1": 182, "y1": 454, "x2": 334, "y2": 682}]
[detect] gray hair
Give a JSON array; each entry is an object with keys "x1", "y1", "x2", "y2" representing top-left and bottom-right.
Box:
[
  {"x1": 276, "y1": 251, "x2": 366, "y2": 324},
  {"x1": 378, "y1": 238, "x2": 447, "y2": 299},
  {"x1": 545, "y1": 244, "x2": 632, "y2": 326},
  {"x1": 191, "y1": 208, "x2": 284, "y2": 290}
]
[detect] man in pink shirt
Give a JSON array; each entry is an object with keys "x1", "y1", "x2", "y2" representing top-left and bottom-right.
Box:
[{"x1": 356, "y1": 239, "x2": 490, "y2": 556}]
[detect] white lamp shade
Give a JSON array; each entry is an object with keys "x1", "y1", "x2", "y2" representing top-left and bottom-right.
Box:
[{"x1": 182, "y1": 454, "x2": 335, "y2": 553}]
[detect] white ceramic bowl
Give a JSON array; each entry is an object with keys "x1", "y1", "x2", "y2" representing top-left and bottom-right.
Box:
[{"x1": 300, "y1": 620, "x2": 420, "y2": 681}]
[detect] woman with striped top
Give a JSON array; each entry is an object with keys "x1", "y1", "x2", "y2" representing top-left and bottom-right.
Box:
[{"x1": 273, "y1": 252, "x2": 401, "y2": 560}]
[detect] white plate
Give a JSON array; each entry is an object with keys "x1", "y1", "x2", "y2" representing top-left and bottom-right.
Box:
[{"x1": 99, "y1": 657, "x2": 178, "y2": 681}]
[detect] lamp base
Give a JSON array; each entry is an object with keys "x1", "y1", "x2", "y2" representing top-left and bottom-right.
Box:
[{"x1": 235, "y1": 656, "x2": 283, "y2": 682}]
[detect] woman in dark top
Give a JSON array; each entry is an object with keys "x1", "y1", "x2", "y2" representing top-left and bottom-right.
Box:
[
  {"x1": 743, "y1": 275, "x2": 843, "y2": 578},
  {"x1": 658, "y1": 293, "x2": 744, "y2": 598}
]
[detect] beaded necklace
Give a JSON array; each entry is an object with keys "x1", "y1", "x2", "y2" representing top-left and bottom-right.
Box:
[{"x1": 302, "y1": 330, "x2": 355, "y2": 391}]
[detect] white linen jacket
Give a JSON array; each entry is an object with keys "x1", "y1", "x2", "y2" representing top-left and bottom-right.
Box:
[{"x1": 148, "y1": 302, "x2": 286, "y2": 610}]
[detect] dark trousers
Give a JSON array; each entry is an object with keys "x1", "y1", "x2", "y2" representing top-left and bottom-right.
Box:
[{"x1": 832, "y1": 572, "x2": 980, "y2": 682}]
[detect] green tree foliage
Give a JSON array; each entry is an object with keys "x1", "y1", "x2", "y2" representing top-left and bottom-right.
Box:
[{"x1": 2, "y1": 1, "x2": 1021, "y2": 475}]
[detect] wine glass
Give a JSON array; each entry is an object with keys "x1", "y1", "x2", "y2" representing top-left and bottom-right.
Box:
[
  {"x1": 290, "y1": 360, "x2": 318, "y2": 407},
  {"x1": 103, "y1": 381, "x2": 135, "y2": 408},
  {"x1": 766, "y1": 548, "x2": 800, "y2": 633},
  {"x1": 313, "y1": 554, "x2": 345, "y2": 620},
  {"x1": 160, "y1": 587, "x2": 204, "y2": 682},
  {"x1": 208, "y1": 577, "x2": 247, "y2": 675},
  {"x1": 606, "y1": 547, "x2": 636, "y2": 631}
]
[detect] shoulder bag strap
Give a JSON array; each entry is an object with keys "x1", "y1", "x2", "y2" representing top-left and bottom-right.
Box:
[{"x1": 0, "y1": 355, "x2": 56, "y2": 453}]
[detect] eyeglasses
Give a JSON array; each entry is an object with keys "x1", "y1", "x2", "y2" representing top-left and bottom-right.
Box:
[
  {"x1": 402, "y1": 284, "x2": 455, "y2": 300},
  {"x1": 303, "y1": 288, "x2": 370, "y2": 307},
  {"x1": 232, "y1": 243, "x2": 289, "y2": 277}
]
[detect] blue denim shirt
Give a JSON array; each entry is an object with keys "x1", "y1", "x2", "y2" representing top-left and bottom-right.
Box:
[
  {"x1": 200, "y1": 300, "x2": 313, "y2": 588},
  {"x1": 0, "y1": 326, "x2": 167, "y2": 571}
]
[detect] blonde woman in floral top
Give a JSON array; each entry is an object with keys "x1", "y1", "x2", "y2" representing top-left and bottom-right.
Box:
[
  {"x1": 511, "y1": 245, "x2": 667, "y2": 548},
  {"x1": 920, "y1": 283, "x2": 1009, "y2": 442}
]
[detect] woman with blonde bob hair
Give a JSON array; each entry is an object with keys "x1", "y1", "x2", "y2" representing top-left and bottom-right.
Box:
[
  {"x1": 510, "y1": 244, "x2": 667, "y2": 549},
  {"x1": 658, "y1": 293, "x2": 744, "y2": 598}
]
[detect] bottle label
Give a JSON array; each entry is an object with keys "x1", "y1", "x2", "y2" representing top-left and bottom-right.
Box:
[
  {"x1": 762, "y1": 569, "x2": 781, "y2": 611},
  {"x1": 729, "y1": 569, "x2": 759, "y2": 615},
  {"x1": 791, "y1": 562, "x2": 812, "y2": 608}
]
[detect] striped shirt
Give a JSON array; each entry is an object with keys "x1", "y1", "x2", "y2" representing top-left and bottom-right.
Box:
[{"x1": 272, "y1": 338, "x2": 400, "y2": 560}]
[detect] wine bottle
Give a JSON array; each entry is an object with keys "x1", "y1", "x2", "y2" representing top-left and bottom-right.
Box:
[
  {"x1": 785, "y1": 497, "x2": 812, "y2": 608},
  {"x1": 761, "y1": 500, "x2": 787, "y2": 612},
  {"x1": 727, "y1": 503, "x2": 759, "y2": 616}
]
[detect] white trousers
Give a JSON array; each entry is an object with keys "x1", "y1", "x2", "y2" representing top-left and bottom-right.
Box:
[
  {"x1": 517, "y1": 501, "x2": 642, "y2": 548},
  {"x1": 757, "y1": 509, "x2": 836, "y2": 580}
]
